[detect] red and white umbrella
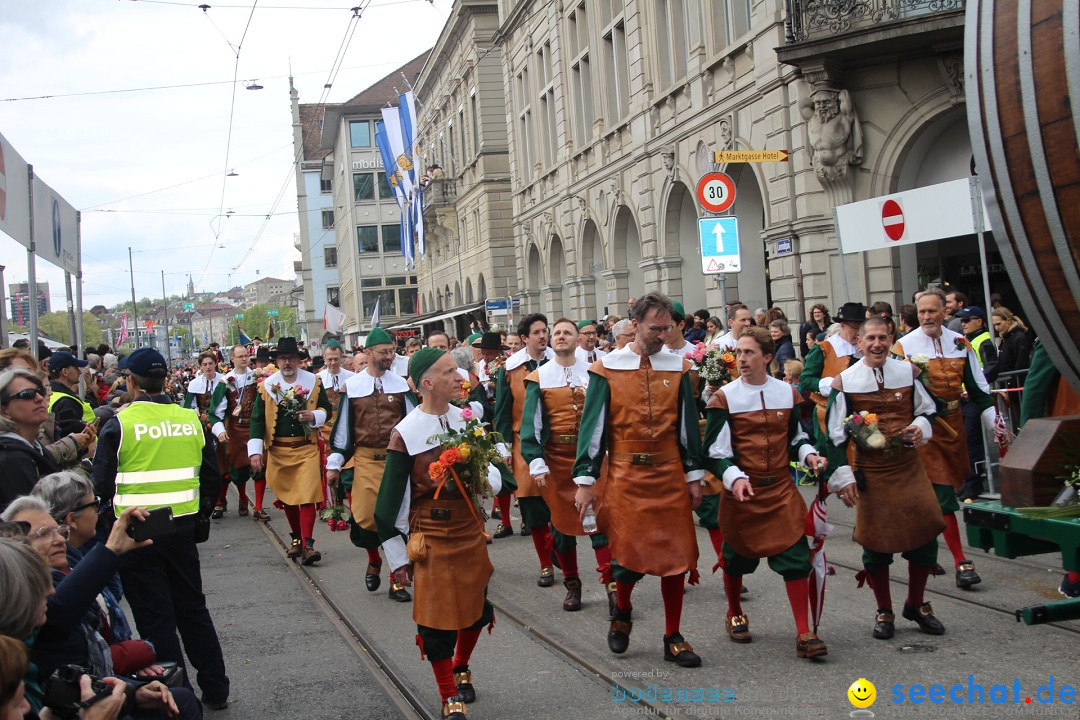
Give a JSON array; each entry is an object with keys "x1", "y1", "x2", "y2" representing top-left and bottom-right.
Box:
[{"x1": 805, "y1": 483, "x2": 834, "y2": 633}]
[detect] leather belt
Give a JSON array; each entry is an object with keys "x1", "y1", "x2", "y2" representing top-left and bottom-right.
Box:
[
  {"x1": 230, "y1": 418, "x2": 250, "y2": 426},
  {"x1": 429, "y1": 507, "x2": 451, "y2": 520},
  {"x1": 552, "y1": 434, "x2": 576, "y2": 445},
  {"x1": 372, "y1": 453, "x2": 387, "y2": 461},
  {"x1": 611, "y1": 449, "x2": 681, "y2": 465},
  {"x1": 274, "y1": 438, "x2": 311, "y2": 449},
  {"x1": 747, "y1": 475, "x2": 780, "y2": 488},
  {"x1": 945, "y1": 399, "x2": 960, "y2": 411}
]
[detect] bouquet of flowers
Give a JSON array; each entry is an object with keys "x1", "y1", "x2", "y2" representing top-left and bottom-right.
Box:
[
  {"x1": 844, "y1": 410, "x2": 891, "y2": 451},
  {"x1": 485, "y1": 356, "x2": 506, "y2": 379},
  {"x1": 269, "y1": 382, "x2": 312, "y2": 437},
  {"x1": 698, "y1": 344, "x2": 738, "y2": 387},
  {"x1": 451, "y1": 377, "x2": 473, "y2": 408},
  {"x1": 320, "y1": 504, "x2": 351, "y2": 532},
  {"x1": 953, "y1": 336, "x2": 970, "y2": 352},
  {"x1": 426, "y1": 408, "x2": 509, "y2": 525}
]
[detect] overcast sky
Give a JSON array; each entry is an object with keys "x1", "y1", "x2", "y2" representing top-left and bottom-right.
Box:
[{"x1": 0, "y1": 0, "x2": 449, "y2": 312}]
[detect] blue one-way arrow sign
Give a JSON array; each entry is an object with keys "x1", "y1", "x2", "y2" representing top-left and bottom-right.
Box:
[{"x1": 698, "y1": 217, "x2": 741, "y2": 273}]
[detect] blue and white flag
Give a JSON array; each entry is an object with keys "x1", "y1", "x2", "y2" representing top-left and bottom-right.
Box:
[
  {"x1": 370, "y1": 297, "x2": 381, "y2": 328},
  {"x1": 399, "y1": 91, "x2": 425, "y2": 258},
  {"x1": 382, "y1": 106, "x2": 418, "y2": 270},
  {"x1": 375, "y1": 120, "x2": 412, "y2": 269}
]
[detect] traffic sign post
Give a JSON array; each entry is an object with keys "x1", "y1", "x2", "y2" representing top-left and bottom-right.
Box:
[
  {"x1": 713, "y1": 149, "x2": 790, "y2": 163},
  {"x1": 183, "y1": 303, "x2": 194, "y2": 311},
  {"x1": 699, "y1": 217, "x2": 741, "y2": 273},
  {"x1": 235, "y1": 313, "x2": 244, "y2": 320},
  {"x1": 267, "y1": 309, "x2": 279, "y2": 317},
  {"x1": 696, "y1": 172, "x2": 737, "y2": 214}
]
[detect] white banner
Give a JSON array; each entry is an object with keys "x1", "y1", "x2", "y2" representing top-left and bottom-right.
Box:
[
  {"x1": 835, "y1": 178, "x2": 990, "y2": 254},
  {"x1": 0, "y1": 130, "x2": 31, "y2": 248},
  {"x1": 32, "y1": 175, "x2": 79, "y2": 274}
]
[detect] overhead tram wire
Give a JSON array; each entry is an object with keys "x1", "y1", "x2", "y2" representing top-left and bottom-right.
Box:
[{"x1": 125, "y1": 0, "x2": 427, "y2": 10}]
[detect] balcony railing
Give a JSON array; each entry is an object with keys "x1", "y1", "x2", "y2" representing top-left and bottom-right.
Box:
[
  {"x1": 785, "y1": 0, "x2": 964, "y2": 42},
  {"x1": 424, "y1": 179, "x2": 457, "y2": 208}
]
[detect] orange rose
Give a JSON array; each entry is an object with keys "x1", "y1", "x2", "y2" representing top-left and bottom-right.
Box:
[
  {"x1": 429, "y1": 461, "x2": 447, "y2": 481},
  {"x1": 440, "y1": 448, "x2": 462, "y2": 466},
  {"x1": 864, "y1": 413, "x2": 879, "y2": 426}
]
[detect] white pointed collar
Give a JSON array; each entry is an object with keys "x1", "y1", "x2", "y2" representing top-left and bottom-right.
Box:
[
  {"x1": 343, "y1": 369, "x2": 409, "y2": 398},
  {"x1": 600, "y1": 344, "x2": 686, "y2": 372},
  {"x1": 505, "y1": 346, "x2": 555, "y2": 372},
  {"x1": 394, "y1": 404, "x2": 468, "y2": 455}
]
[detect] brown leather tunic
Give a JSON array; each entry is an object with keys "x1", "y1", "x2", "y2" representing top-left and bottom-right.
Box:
[
  {"x1": 507, "y1": 363, "x2": 542, "y2": 498},
  {"x1": 348, "y1": 389, "x2": 408, "y2": 531},
  {"x1": 839, "y1": 380, "x2": 945, "y2": 553},
  {"x1": 223, "y1": 382, "x2": 256, "y2": 469},
  {"x1": 595, "y1": 356, "x2": 697, "y2": 577},
  {"x1": 811, "y1": 341, "x2": 856, "y2": 433}
]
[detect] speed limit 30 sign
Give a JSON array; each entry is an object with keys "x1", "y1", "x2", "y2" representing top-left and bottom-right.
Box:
[{"x1": 696, "y1": 172, "x2": 736, "y2": 213}]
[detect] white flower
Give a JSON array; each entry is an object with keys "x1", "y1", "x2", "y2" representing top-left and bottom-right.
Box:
[
  {"x1": 910, "y1": 353, "x2": 931, "y2": 366},
  {"x1": 866, "y1": 432, "x2": 887, "y2": 449}
]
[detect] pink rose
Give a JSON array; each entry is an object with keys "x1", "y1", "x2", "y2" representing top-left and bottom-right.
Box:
[
  {"x1": 461, "y1": 408, "x2": 474, "y2": 420},
  {"x1": 851, "y1": 415, "x2": 864, "y2": 425}
]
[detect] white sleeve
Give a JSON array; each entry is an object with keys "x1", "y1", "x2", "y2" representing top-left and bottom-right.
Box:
[
  {"x1": 828, "y1": 465, "x2": 857, "y2": 492},
  {"x1": 487, "y1": 463, "x2": 503, "y2": 495},
  {"x1": 818, "y1": 377, "x2": 835, "y2": 395},
  {"x1": 247, "y1": 438, "x2": 264, "y2": 456},
  {"x1": 529, "y1": 457, "x2": 550, "y2": 477},
  {"x1": 326, "y1": 452, "x2": 345, "y2": 471},
  {"x1": 211, "y1": 421, "x2": 226, "y2": 437},
  {"x1": 309, "y1": 409, "x2": 327, "y2": 428}
]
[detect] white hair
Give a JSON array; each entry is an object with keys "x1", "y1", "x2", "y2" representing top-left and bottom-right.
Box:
[{"x1": 0, "y1": 495, "x2": 50, "y2": 522}]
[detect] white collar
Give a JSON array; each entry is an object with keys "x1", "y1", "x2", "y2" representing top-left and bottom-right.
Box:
[
  {"x1": 536, "y1": 358, "x2": 591, "y2": 388},
  {"x1": 600, "y1": 345, "x2": 686, "y2": 372},
  {"x1": 574, "y1": 346, "x2": 606, "y2": 363},
  {"x1": 720, "y1": 376, "x2": 797, "y2": 412},
  {"x1": 394, "y1": 405, "x2": 467, "y2": 455},
  {"x1": 839, "y1": 358, "x2": 915, "y2": 392},
  {"x1": 187, "y1": 373, "x2": 221, "y2": 392},
  {"x1": 826, "y1": 333, "x2": 860, "y2": 357},
  {"x1": 505, "y1": 346, "x2": 554, "y2": 372},
  {"x1": 343, "y1": 369, "x2": 410, "y2": 397},
  {"x1": 263, "y1": 369, "x2": 317, "y2": 395},
  {"x1": 897, "y1": 326, "x2": 967, "y2": 358}
]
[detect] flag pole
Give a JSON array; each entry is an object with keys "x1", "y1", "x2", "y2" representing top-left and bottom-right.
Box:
[{"x1": 162, "y1": 270, "x2": 172, "y2": 367}]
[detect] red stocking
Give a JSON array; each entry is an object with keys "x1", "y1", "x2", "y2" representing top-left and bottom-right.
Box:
[
  {"x1": 907, "y1": 562, "x2": 931, "y2": 607},
  {"x1": 453, "y1": 628, "x2": 482, "y2": 670},
  {"x1": 253, "y1": 478, "x2": 267, "y2": 511},
  {"x1": 366, "y1": 549, "x2": 381, "y2": 567},
  {"x1": 1068, "y1": 572, "x2": 1080, "y2": 583},
  {"x1": 615, "y1": 580, "x2": 634, "y2": 614},
  {"x1": 707, "y1": 527, "x2": 724, "y2": 559},
  {"x1": 497, "y1": 495, "x2": 512, "y2": 526},
  {"x1": 867, "y1": 565, "x2": 892, "y2": 611},
  {"x1": 216, "y1": 484, "x2": 229, "y2": 504},
  {"x1": 941, "y1": 513, "x2": 966, "y2": 567},
  {"x1": 554, "y1": 548, "x2": 578, "y2": 578},
  {"x1": 659, "y1": 574, "x2": 684, "y2": 637},
  {"x1": 431, "y1": 657, "x2": 457, "y2": 702},
  {"x1": 299, "y1": 504, "x2": 317, "y2": 542},
  {"x1": 236, "y1": 482, "x2": 249, "y2": 505},
  {"x1": 530, "y1": 524, "x2": 554, "y2": 569},
  {"x1": 593, "y1": 545, "x2": 613, "y2": 585},
  {"x1": 784, "y1": 577, "x2": 811, "y2": 635},
  {"x1": 722, "y1": 571, "x2": 744, "y2": 617},
  {"x1": 282, "y1": 504, "x2": 301, "y2": 535}
]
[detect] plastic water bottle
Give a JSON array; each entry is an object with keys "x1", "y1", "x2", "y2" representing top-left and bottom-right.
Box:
[{"x1": 581, "y1": 504, "x2": 598, "y2": 534}]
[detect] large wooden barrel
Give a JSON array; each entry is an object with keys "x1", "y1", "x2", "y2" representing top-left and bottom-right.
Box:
[{"x1": 966, "y1": 0, "x2": 1080, "y2": 391}]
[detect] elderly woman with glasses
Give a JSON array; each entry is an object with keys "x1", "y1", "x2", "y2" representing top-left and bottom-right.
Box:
[
  {"x1": 32, "y1": 472, "x2": 161, "y2": 678},
  {"x1": 0, "y1": 369, "x2": 61, "y2": 513}
]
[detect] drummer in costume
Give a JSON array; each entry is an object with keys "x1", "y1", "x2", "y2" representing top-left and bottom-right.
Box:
[
  {"x1": 891, "y1": 288, "x2": 999, "y2": 590},
  {"x1": 326, "y1": 328, "x2": 414, "y2": 601},
  {"x1": 827, "y1": 316, "x2": 948, "y2": 638},
  {"x1": 375, "y1": 348, "x2": 514, "y2": 720},
  {"x1": 801, "y1": 302, "x2": 865, "y2": 437},
  {"x1": 248, "y1": 338, "x2": 332, "y2": 565},
  {"x1": 703, "y1": 326, "x2": 830, "y2": 658},
  {"x1": 492, "y1": 314, "x2": 556, "y2": 569},
  {"x1": 573, "y1": 292, "x2": 705, "y2": 668},
  {"x1": 208, "y1": 345, "x2": 257, "y2": 520},
  {"x1": 520, "y1": 318, "x2": 616, "y2": 615}
]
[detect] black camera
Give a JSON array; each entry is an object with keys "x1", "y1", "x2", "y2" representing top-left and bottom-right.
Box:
[{"x1": 43, "y1": 665, "x2": 129, "y2": 719}]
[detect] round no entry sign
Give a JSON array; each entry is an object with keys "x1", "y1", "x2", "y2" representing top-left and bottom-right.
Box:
[
  {"x1": 881, "y1": 199, "x2": 905, "y2": 241},
  {"x1": 696, "y1": 172, "x2": 736, "y2": 213}
]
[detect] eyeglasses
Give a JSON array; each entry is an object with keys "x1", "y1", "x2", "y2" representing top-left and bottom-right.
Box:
[
  {"x1": 960, "y1": 317, "x2": 977, "y2": 323},
  {"x1": 2, "y1": 386, "x2": 46, "y2": 404},
  {"x1": 27, "y1": 524, "x2": 70, "y2": 543},
  {"x1": 70, "y1": 496, "x2": 101, "y2": 514}
]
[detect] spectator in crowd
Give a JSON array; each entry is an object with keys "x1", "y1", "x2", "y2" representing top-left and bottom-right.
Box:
[
  {"x1": 799, "y1": 304, "x2": 829, "y2": 358},
  {"x1": 684, "y1": 310, "x2": 708, "y2": 344},
  {"x1": 353, "y1": 348, "x2": 369, "y2": 374},
  {"x1": 768, "y1": 320, "x2": 796, "y2": 378},
  {"x1": 404, "y1": 338, "x2": 423, "y2": 357},
  {"x1": 0, "y1": 370, "x2": 60, "y2": 513},
  {"x1": 47, "y1": 353, "x2": 95, "y2": 440},
  {"x1": 944, "y1": 289, "x2": 967, "y2": 333},
  {"x1": 611, "y1": 320, "x2": 635, "y2": 350},
  {"x1": 753, "y1": 308, "x2": 768, "y2": 327},
  {"x1": 505, "y1": 333, "x2": 522, "y2": 356},
  {"x1": 986, "y1": 307, "x2": 1032, "y2": 384},
  {"x1": 956, "y1": 307, "x2": 997, "y2": 371},
  {"x1": 867, "y1": 301, "x2": 893, "y2": 319},
  {"x1": 766, "y1": 307, "x2": 788, "y2": 324},
  {"x1": 898, "y1": 304, "x2": 917, "y2": 336},
  {"x1": 703, "y1": 316, "x2": 723, "y2": 346}
]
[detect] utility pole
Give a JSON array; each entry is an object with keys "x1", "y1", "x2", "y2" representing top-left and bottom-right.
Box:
[
  {"x1": 128, "y1": 247, "x2": 140, "y2": 348},
  {"x1": 161, "y1": 270, "x2": 172, "y2": 366}
]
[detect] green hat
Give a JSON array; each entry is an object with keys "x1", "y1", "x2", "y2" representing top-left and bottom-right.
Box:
[
  {"x1": 671, "y1": 301, "x2": 685, "y2": 320},
  {"x1": 409, "y1": 347, "x2": 445, "y2": 387},
  {"x1": 324, "y1": 339, "x2": 343, "y2": 350},
  {"x1": 365, "y1": 328, "x2": 394, "y2": 348},
  {"x1": 577, "y1": 319, "x2": 596, "y2": 330},
  {"x1": 466, "y1": 332, "x2": 483, "y2": 346}
]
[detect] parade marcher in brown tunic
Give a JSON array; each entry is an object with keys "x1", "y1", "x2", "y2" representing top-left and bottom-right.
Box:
[
  {"x1": 375, "y1": 349, "x2": 514, "y2": 720},
  {"x1": 891, "y1": 289, "x2": 1001, "y2": 589},
  {"x1": 704, "y1": 327, "x2": 830, "y2": 658},
  {"x1": 520, "y1": 318, "x2": 615, "y2": 615},
  {"x1": 327, "y1": 328, "x2": 414, "y2": 601},
  {"x1": 209, "y1": 345, "x2": 257, "y2": 520},
  {"x1": 800, "y1": 302, "x2": 865, "y2": 437},
  {"x1": 185, "y1": 351, "x2": 228, "y2": 515},
  {"x1": 827, "y1": 317, "x2": 947, "y2": 639},
  {"x1": 573, "y1": 292, "x2": 706, "y2": 668},
  {"x1": 248, "y1": 338, "x2": 332, "y2": 565}
]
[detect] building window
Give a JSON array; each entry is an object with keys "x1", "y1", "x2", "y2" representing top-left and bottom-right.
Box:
[
  {"x1": 656, "y1": 0, "x2": 689, "y2": 89},
  {"x1": 603, "y1": 12, "x2": 630, "y2": 122},
  {"x1": 516, "y1": 67, "x2": 534, "y2": 178},
  {"x1": 357, "y1": 225, "x2": 379, "y2": 253},
  {"x1": 398, "y1": 287, "x2": 418, "y2": 315},
  {"x1": 377, "y1": 172, "x2": 393, "y2": 200},
  {"x1": 448, "y1": 121, "x2": 455, "y2": 174},
  {"x1": 321, "y1": 209, "x2": 335, "y2": 229},
  {"x1": 349, "y1": 121, "x2": 371, "y2": 148},
  {"x1": 537, "y1": 43, "x2": 557, "y2": 166},
  {"x1": 714, "y1": 0, "x2": 751, "y2": 48},
  {"x1": 458, "y1": 107, "x2": 466, "y2": 163},
  {"x1": 353, "y1": 173, "x2": 375, "y2": 202},
  {"x1": 320, "y1": 178, "x2": 332, "y2": 193},
  {"x1": 385, "y1": 275, "x2": 407, "y2": 286},
  {"x1": 361, "y1": 278, "x2": 382, "y2": 288},
  {"x1": 324, "y1": 246, "x2": 337, "y2": 268},
  {"x1": 382, "y1": 224, "x2": 402, "y2": 255},
  {"x1": 470, "y1": 92, "x2": 479, "y2": 153},
  {"x1": 326, "y1": 287, "x2": 340, "y2": 306},
  {"x1": 362, "y1": 289, "x2": 396, "y2": 318}
]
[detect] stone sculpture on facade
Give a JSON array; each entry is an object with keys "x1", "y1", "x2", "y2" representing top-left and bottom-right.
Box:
[{"x1": 800, "y1": 87, "x2": 863, "y2": 181}]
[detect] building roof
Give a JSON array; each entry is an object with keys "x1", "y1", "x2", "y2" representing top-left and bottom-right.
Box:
[
  {"x1": 245, "y1": 277, "x2": 290, "y2": 287},
  {"x1": 299, "y1": 103, "x2": 334, "y2": 162}
]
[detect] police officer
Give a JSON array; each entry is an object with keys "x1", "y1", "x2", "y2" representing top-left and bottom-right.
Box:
[
  {"x1": 92, "y1": 347, "x2": 231, "y2": 710},
  {"x1": 47, "y1": 351, "x2": 96, "y2": 438}
]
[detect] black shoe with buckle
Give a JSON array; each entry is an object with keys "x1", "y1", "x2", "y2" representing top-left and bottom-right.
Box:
[
  {"x1": 902, "y1": 601, "x2": 945, "y2": 635},
  {"x1": 491, "y1": 506, "x2": 501, "y2": 519},
  {"x1": 520, "y1": 524, "x2": 531, "y2": 536},
  {"x1": 492, "y1": 523, "x2": 513, "y2": 539},
  {"x1": 663, "y1": 632, "x2": 702, "y2": 667},
  {"x1": 873, "y1": 609, "x2": 895, "y2": 639},
  {"x1": 286, "y1": 534, "x2": 302, "y2": 560},
  {"x1": 608, "y1": 608, "x2": 632, "y2": 654},
  {"x1": 388, "y1": 582, "x2": 412, "y2": 602},
  {"x1": 441, "y1": 696, "x2": 467, "y2": 719},
  {"x1": 453, "y1": 668, "x2": 475, "y2": 704},
  {"x1": 537, "y1": 566, "x2": 555, "y2": 587},
  {"x1": 365, "y1": 563, "x2": 382, "y2": 592},
  {"x1": 211, "y1": 502, "x2": 225, "y2": 520},
  {"x1": 955, "y1": 560, "x2": 981, "y2": 589},
  {"x1": 725, "y1": 614, "x2": 752, "y2": 643},
  {"x1": 606, "y1": 582, "x2": 618, "y2": 620}
]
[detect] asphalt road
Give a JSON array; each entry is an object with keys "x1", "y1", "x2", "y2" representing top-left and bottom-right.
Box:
[{"x1": 195, "y1": 485, "x2": 1080, "y2": 719}]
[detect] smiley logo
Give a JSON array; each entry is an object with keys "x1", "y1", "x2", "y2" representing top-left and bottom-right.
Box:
[{"x1": 847, "y1": 678, "x2": 876, "y2": 709}]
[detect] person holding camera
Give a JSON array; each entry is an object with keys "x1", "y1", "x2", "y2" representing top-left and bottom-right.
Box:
[{"x1": 91, "y1": 348, "x2": 229, "y2": 711}]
